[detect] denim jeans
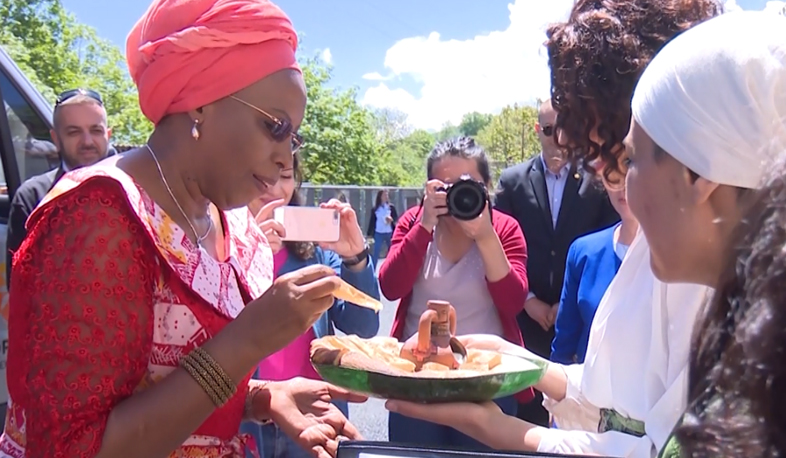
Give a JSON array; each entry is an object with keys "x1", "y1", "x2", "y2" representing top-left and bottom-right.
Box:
[
  {"x1": 372, "y1": 231, "x2": 392, "y2": 267},
  {"x1": 388, "y1": 396, "x2": 518, "y2": 450}
]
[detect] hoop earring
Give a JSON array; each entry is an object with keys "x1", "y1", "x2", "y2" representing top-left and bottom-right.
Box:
[{"x1": 191, "y1": 119, "x2": 201, "y2": 141}]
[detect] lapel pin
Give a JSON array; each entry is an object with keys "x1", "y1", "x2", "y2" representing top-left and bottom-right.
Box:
[{"x1": 574, "y1": 172, "x2": 581, "y2": 180}]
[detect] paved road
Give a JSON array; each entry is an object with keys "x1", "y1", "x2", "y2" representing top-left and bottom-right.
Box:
[{"x1": 338, "y1": 260, "x2": 397, "y2": 441}]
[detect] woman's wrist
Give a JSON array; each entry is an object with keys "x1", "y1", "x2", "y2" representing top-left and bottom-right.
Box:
[
  {"x1": 245, "y1": 380, "x2": 274, "y2": 423},
  {"x1": 475, "y1": 230, "x2": 500, "y2": 248},
  {"x1": 457, "y1": 406, "x2": 509, "y2": 446},
  {"x1": 475, "y1": 233, "x2": 510, "y2": 282},
  {"x1": 535, "y1": 362, "x2": 568, "y2": 402},
  {"x1": 475, "y1": 409, "x2": 542, "y2": 452},
  {"x1": 340, "y1": 243, "x2": 370, "y2": 271}
]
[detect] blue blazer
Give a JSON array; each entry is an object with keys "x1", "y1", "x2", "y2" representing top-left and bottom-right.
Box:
[{"x1": 551, "y1": 224, "x2": 622, "y2": 364}]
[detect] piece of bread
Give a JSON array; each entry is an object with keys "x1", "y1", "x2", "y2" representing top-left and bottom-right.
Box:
[{"x1": 333, "y1": 279, "x2": 383, "y2": 312}]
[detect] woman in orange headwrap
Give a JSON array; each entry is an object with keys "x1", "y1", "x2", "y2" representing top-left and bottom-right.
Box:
[{"x1": 0, "y1": 1, "x2": 365, "y2": 457}]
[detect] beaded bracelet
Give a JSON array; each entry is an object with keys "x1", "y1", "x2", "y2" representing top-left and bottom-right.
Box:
[
  {"x1": 179, "y1": 347, "x2": 237, "y2": 407},
  {"x1": 190, "y1": 347, "x2": 236, "y2": 401}
]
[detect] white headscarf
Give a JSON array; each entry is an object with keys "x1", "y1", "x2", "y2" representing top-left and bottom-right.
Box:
[{"x1": 631, "y1": 11, "x2": 786, "y2": 190}]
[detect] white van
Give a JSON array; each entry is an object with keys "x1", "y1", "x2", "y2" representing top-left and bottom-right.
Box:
[{"x1": 0, "y1": 45, "x2": 59, "y2": 425}]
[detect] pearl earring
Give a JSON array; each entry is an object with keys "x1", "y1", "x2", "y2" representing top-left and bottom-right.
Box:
[{"x1": 191, "y1": 119, "x2": 201, "y2": 140}]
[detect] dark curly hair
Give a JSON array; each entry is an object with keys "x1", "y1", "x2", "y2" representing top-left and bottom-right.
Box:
[
  {"x1": 675, "y1": 159, "x2": 786, "y2": 457},
  {"x1": 545, "y1": 0, "x2": 723, "y2": 185}
]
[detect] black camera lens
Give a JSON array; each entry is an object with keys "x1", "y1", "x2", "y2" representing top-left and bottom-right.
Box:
[{"x1": 446, "y1": 177, "x2": 487, "y2": 220}]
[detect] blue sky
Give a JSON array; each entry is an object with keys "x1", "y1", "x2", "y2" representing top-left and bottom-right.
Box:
[{"x1": 62, "y1": 0, "x2": 778, "y2": 130}]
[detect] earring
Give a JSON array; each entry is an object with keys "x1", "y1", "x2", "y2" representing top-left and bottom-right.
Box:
[{"x1": 191, "y1": 119, "x2": 201, "y2": 141}]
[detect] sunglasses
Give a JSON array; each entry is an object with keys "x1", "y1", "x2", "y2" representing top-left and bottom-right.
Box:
[
  {"x1": 541, "y1": 125, "x2": 554, "y2": 137},
  {"x1": 229, "y1": 95, "x2": 303, "y2": 153},
  {"x1": 55, "y1": 88, "x2": 104, "y2": 107}
]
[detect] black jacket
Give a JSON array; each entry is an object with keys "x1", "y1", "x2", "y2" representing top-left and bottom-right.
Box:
[
  {"x1": 6, "y1": 166, "x2": 65, "y2": 288},
  {"x1": 366, "y1": 204, "x2": 399, "y2": 237},
  {"x1": 494, "y1": 157, "x2": 620, "y2": 357}
]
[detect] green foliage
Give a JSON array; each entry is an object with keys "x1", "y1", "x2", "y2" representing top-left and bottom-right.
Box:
[
  {"x1": 434, "y1": 122, "x2": 461, "y2": 142},
  {"x1": 0, "y1": 0, "x2": 152, "y2": 144},
  {"x1": 384, "y1": 129, "x2": 435, "y2": 187},
  {"x1": 476, "y1": 104, "x2": 540, "y2": 182},
  {"x1": 459, "y1": 111, "x2": 493, "y2": 137},
  {"x1": 298, "y1": 58, "x2": 385, "y2": 185},
  {"x1": 370, "y1": 108, "x2": 434, "y2": 187}
]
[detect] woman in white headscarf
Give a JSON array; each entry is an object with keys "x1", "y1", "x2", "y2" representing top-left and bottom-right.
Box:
[
  {"x1": 384, "y1": 10, "x2": 786, "y2": 458},
  {"x1": 629, "y1": 10, "x2": 786, "y2": 458}
]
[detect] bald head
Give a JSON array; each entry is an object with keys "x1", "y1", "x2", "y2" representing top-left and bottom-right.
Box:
[
  {"x1": 538, "y1": 98, "x2": 557, "y2": 125},
  {"x1": 536, "y1": 98, "x2": 566, "y2": 173}
]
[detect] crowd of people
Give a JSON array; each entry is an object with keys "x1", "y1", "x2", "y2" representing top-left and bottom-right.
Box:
[{"x1": 0, "y1": 0, "x2": 784, "y2": 457}]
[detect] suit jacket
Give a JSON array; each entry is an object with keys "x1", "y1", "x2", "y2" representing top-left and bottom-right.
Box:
[
  {"x1": 494, "y1": 156, "x2": 620, "y2": 357},
  {"x1": 6, "y1": 166, "x2": 65, "y2": 287}
]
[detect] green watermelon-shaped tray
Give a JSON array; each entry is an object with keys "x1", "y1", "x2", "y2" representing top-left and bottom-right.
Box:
[{"x1": 311, "y1": 337, "x2": 546, "y2": 403}]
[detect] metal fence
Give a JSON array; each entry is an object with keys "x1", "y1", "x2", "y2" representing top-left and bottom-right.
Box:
[{"x1": 299, "y1": 184, "x2": 422, "y2": 233}]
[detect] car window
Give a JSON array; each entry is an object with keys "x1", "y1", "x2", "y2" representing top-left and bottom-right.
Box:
[{"x1": 0, "y1": 71, "x2": 57, "y2": 185}]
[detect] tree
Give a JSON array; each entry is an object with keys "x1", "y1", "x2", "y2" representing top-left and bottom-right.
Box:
[
  {"x1": 0, "y1": 0, "x2": 153, "y2": 144},
  {"x1": 476, "y1": 104, "x2": 540, "y2": 182},
  {"x1": 371, "y1": 107, "x2": 412, "y2": 144},
  {"x1": 459, "y1": 111, "x2": 493, "y2": 137},
  {"x1": 382, "y1": 129, "x2": 434, "y2": 187},
  {"x1": 435, "y1": 122, "x2": 461, "y2": 142},
  {"x1": 298, "y1": 57, "x2": 387, "y2": 185}
]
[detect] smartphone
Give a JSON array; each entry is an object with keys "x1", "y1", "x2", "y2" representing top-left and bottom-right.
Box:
[{"x1": 273, "y1": 206, "x2": 340, "y2": 242}]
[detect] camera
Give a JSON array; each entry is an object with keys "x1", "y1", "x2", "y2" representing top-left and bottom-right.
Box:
[{"x1": 438, "y1": 175, "x2": 489, "y2": 220}]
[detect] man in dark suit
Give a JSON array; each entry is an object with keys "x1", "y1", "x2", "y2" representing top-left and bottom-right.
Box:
[
  {"x1": 494, "y1": 99, "x2": 620, "y2": 426},
  {"x1": 6, "y1": 89, "x2": 113, "y2": 287}
]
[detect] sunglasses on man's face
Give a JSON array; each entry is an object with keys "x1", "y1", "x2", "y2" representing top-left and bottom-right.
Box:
[
  {"x1": 229, "y1": 95, "x2": 303, "y2": 153},
  {"x1": 55, "y1": 88, "x2": 104, "y2": 107},
  {"x1": 540, "y1": 125, "x2": 554, "y2": 137}
]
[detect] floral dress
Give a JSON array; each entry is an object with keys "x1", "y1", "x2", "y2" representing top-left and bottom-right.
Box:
[{"x1": 0, "y1": 162, "x2": 273, "y2": 458}]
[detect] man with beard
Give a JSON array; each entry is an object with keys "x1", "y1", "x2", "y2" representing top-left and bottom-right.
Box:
[
  {"x1": 494, "y1": 98, "x2": 620, "y2": 426},
  {"x1": 6, "y1": 89, "x2": 113, "y2": 287}
]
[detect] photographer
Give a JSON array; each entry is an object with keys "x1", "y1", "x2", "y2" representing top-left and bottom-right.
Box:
[{"x1": 378, "y1": 136, "x2": 531, "y2": 450}]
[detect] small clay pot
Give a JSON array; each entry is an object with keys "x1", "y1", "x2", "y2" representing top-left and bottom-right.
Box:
[{"x1": 400, "y1": 300, "x2": 467, "y2": 370}]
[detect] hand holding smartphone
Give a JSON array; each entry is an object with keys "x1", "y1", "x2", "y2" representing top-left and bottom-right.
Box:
[{"x1": 273, "y1": 206, "x2": 341, "y2": 242}]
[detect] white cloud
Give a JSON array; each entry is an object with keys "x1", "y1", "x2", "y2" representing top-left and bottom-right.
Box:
[
  {"x1": 762, "y1": 0, "x2": 785, "y2": 14},
  {"x1": 320, "y1": 48, "x2": 332, "y2": 65},
  {"x1": 360, "y1": 0, "x2": 574, "y2": 131},
  {"x1": 724, "y1": 0, "x2": 743, "y2": 12},
  {"x1": 362, "y1": 72, "x2": 393, "y2": 81},
  {"x1": 361, "y1": 0, "x2": 776, "y2": 131}
]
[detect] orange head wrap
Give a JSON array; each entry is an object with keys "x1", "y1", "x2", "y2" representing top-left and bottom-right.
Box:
[{"x1": 127, "y1": 0, "x2": 300, "y2": 125}]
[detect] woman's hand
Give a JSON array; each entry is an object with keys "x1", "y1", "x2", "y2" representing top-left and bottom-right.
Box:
[
  {"x1": 385, "y1": 399, "x2": 502, "y2": 439},
  {"x1": 254, "y1": 198, "x2": 287, "y2": 254},
  {"x1": 420, "y1": 180, "x2": 448, "y2": 232},
  {"x1": 263, "y1": 378, "x2": 366, "y2": 458},
  {"x1": 318, "y1": 199, "x2": 366, "y2": 260},
  {"x1": 240, "y1": 265, "x2": 341, "y2": 358},
  {"x1": 385, "y1": 398, "x2": 542, "y2": 452},
  {"x1": 455, "y1": 202, "x2": 495, "y2": 241},
  {"x1": 525, "y1": 297, "x2": 554, "y2": 331}
]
